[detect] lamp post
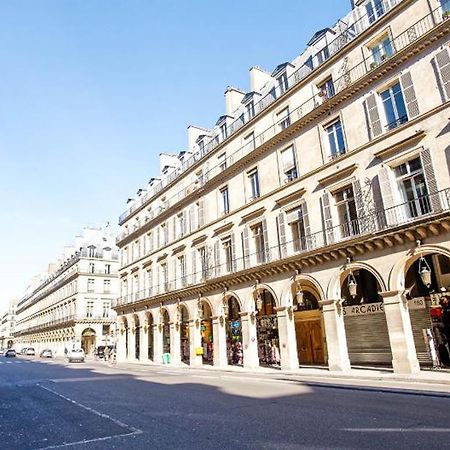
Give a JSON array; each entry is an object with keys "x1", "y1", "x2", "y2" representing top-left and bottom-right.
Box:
[
  {"x1": 295, "y1": 279, "x2": 305, "y2": 308},
  {"x1": 347, "y1": 271, "x2": 358, "y2": 299},
  {"x1": 417, "y1": 240, "x2": 432, "y2": 289}
]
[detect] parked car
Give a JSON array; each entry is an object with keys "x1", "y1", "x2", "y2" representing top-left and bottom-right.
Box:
[
  {"x1": 25, "y1": 348, "x2": 35, "y2": 356},
  {"x1": 40, "y1": 349, "x2": 53, "y2": 358},
  {"x1": 4, "y1": 349, "x2": 16, "y2": 357},
  {"x1": 20, "y1": 348, "x2": 28, "y2": 355},
  {"x1": 67, "y1": 348, "x2": 85, "y2": 363}
]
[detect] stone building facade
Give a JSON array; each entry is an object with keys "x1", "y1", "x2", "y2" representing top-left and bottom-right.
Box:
[
  {"x1": 15, "y1": 227, "x2": 119, "y2": 356},
  {"x1": 113, "y1": 0, "x2": 450, "y2": 374},
  {"x1": 0, "y1": 301, "x2": 17, "y2": 350}
]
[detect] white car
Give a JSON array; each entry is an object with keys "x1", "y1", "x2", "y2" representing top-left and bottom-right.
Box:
[
  {"x1": 26, "y1": 347, "x2": 36, "y2": 356},
  {"x1": 67, "y1": 348, "x2": 85, "y2": 363}
]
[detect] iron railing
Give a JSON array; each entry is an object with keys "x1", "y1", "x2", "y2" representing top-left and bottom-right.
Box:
[
  {"x1": 117, "y1": 3, "x2": 447, "y2": 247},
  {"x1": 118, "y1": 0, "x2": 408, "y2": 226},
  {"x1": 113, "y1": 188, "x2": 450, "y2": 308}
]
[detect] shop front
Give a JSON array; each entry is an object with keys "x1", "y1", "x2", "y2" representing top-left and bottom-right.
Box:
[
  {"x1": 200, "y1": 302, "x2": 213, "y2": 364},
  {"x1": 255, "y1": 289, "x2": 280, "y2": 367},
  {"x1": 147, "y1": 313, "x2": 154, "y2": 361},
  {"x1": 226, "y1": 296, "x2": 243, "y2": 366},
  {"x1": 134, "y1": 315, "x2": 140, "y2": 360},
  {"x1": 179, "y1": 305, "x2": 190, "y2": 364},
  {"x1": 162, "y1": 310, "x2": 171, "y2": 356},
  {"x1": 342, "y1": 268, "x2": 392, "y2": 366},
  {"x1": 81, "y1": 328, "x2": 96, "y2": 355}
]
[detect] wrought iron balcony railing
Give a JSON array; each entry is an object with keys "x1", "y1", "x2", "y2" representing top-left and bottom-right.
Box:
[
  {"x1": 118, "y1": 0, "x2": 408, "y2": 226},
  {"x1": 117, "y1": 3, "x2": 446, "y2": 248},
  {"x1": 113, "y1": 188, "x2": 450, "y2": 309}
]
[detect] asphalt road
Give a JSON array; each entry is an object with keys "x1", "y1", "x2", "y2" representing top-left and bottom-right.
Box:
[{"x1": 0, "y1": 356, "x2": 449, "y2": 450}]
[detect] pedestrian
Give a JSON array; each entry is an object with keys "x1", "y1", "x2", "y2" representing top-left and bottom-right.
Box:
[{"x1": 104, "y1": 346, "x2": 110, "y2": 361}]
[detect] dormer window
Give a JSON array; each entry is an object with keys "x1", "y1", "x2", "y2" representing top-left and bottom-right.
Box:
[
  {"x1": 277, "y1": 72, "x2": 289, "y2": 94},
  {"x1": 220, "y1": 123, "x2": 228, "y2": 140},
  {"x1": 246, "y1": 101, "x2": 255, "y2": 120}
]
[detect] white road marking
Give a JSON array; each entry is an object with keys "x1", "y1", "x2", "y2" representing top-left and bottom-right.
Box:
[
  {"x1": 5, "y1": 361, "x2": 12, "y2": 364},
  {"x1": 342, "y1": 428, "x2": 450, "y2": 433},
  {"x1": 36, "y1": 384, "x2": 142, "y2": 449},
  {"x1": 191, "y1": 375, "x2": 215, "y2": 379}
]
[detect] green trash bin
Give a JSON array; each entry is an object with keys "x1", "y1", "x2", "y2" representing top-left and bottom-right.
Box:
[{"x1": 162, "y1": 353, "x2": 171, "y2": 364}]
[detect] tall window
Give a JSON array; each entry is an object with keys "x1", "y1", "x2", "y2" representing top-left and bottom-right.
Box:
[
  {"x1": 316, "y1": 46, "x2": 330, "y2": 65},
  {"x1": 199, "y1": 247, "x2": 208, "y2": 279},
  {"x1": 87, "y1": 278, "x2": 95, "y2": 293},
  {"x1": 102, "y1": 302, "x2": 110, "y2": 318},
  {"x1": 89, "y1": 263, "x2": 95, "y2": 273},
  {"x1": 246, "y1": 101, "x2": 255, "y2": 120},
  {"x1": 318, "y1": 78, "x2": 335, "y2": 100},
  {"x1": 178, "y1": 255, "x2": 186, "y2": 287},
  {"x1": 146, "y1": 269, "x2": 152, "y2": 295},
  {"x1": 380, "y1": 82, "x2": 408, "y2": 130},
  {"x1": 161, "y1": 263, "x2": 168, "y2": 292},
  {"x1": 277, "y1": 72, "x2": 289, "y2": 94},
  {"x1": 223, "y1": 238, "x2": 234, "y2": 273},
  {"x1": 280, "y1": 146, "x2": 298, "y2": 182},
  {"x1": 220, "y1": 186, "x2": 230, "y2": 215},
  {"x1": 218, "y1": 153, "x2": 227, "y2": 172},
  {"x1": 244, "y1": 132, "x2": 256, "y2": 152},
  {"x1": 88, "y1": 246, "x2": 96, "y2": 258},
  {"x1": 247, "y1": 168, "x2": 260, "y2": 200},
  {"x1": 335, "y1": 187, "x2": 359, "y2": 237},
  {"x1": 366, "y1": 0, "x2": 385, "y2": 24},
  {"x1": 251, "y1": 223, "x2": 266, "y2": 264},
  {"x1": 105, "y1": 264, "x2": 111, "y2": 274},
  {"x1": 103, "y1": 279, "x2": 111, "y2": 293},
  {"x1": 326, "y1": 120, "x2": 346, "y2": 159},
  {"x1": 288, "y1": 207, "x2": 307, "y2": 252},
  {"x1": 177, "y1": 213, "x2": 185, "y2": 238},
  {"x1": 86, "y1": 301, "x2": 94, "y2": 318},
  {"x1": 394, "y1": 157, "x2": 431, "y2": 217},
  {"x1": 277, "y1": 107, "x2": 291, "y2": 130},
  {"x1": 370, "y1": 35, "x2": 393, "y2": 65},
  {"x1": 220, "y1": 123, "x2": 228, "y2": 140}
]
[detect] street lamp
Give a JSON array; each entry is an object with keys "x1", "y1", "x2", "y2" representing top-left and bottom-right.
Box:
[
  {"x1": 348, "y1": 272, "x2": 358, "y2": 299},
  {"x1": 295, "y1": 279, "x2": 305, "y2": 308},
  {"x1": 416, "y1": 240, "x2": 432, "y2": 289}
]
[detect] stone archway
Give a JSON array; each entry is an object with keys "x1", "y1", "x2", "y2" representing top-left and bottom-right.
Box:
[
  {"x1": 81, "y1": 328, "x2": 96, "y2": 355},
  {"x1": 161, "y1": 309, "x2": 171, "y2": 356},
  {"x1": 133, "y1": 314, "x2": 140, "y2": 360},
  {"x1": 199, "y1": 300, "x2": 214, "y2": 365},
  {"x1": 179, "y1": 304, "x2": 190, "y2": 364},
  {"x1": 146, "y1": 312, "x2": 154, "y2": 361},
  {"x1": 224, "y1": 294, "x2": 243, "y2": 366}
]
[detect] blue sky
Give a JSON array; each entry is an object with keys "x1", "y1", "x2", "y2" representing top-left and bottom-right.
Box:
[{"x1": 0, "y1": 0, "x2": 350, "y2": 309}]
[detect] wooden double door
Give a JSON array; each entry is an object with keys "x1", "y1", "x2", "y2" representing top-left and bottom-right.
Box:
[{"x1": 295, "y1": 314, "x2": 325, "y2": 365}]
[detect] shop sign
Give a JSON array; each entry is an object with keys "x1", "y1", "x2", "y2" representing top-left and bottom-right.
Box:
[
  {"x1": 343, "y1": 302, "x2": 384, "y2": 317},
  {"x1": 408, "y1": 297, "x2": 426, "y2": 310}
]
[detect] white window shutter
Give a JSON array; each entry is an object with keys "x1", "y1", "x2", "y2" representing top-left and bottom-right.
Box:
[
  {"x1": 301, "y1": 201, "x2": 312, "y2": 249},
  {"x1": 191, "y1": 250, "x2": 197, "y2": 284},
  {"x1": 320, "y1": 192, "x2": 334, "y2": 245},
  {"x1": 261, "y1": 218, "x2": 270, "y2": 262},
  {"x1": 433, "y1": 48, "x2": 450, "y2": 101},
  {"x1": 420, "y1": 148, "x2": 441, "y2": 212},
  {"x1": 214, "y1": 241, "x2": 220, "y2": 277},
  {"x1": 400, "y1": 72, "x2": 419, "y2": 119},
  {"x1": 277, "y1": 212, "x2": 287, "y2": 258},
  {"x1": 242, "y1": 227, "x2": 250, "y2": 268},
  {"x1": 364, "y1": 94, "x2": 382, "y2": 139}
]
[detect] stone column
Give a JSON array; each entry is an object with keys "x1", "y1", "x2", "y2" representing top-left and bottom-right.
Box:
[
  {"x1": 116, "y1": 327, "x2": 127, "y2": 363},
  {"x1": 380, "y1": 291, "x2": 420, "y2": 375},
  {"x1": 153, "y1": 324, "x2": 162, "y2": 364},
  {"x1": 276, "y1": 307, "x2": 299, "y2": 370},
  {"x1": 128, "y1": 325, "x2": 136, "y2": 362},
  {"x1": 212, "y1": 317, "x2": 228, "y2": 367},
  {"x1": 241, "y1": 312, "x2": 259, "y2": 369},
  {"x1": 139, "y1": 322, "x2": 149, "y2": 362},
  {"x1": 170, "y1": 322, "x2": 181, "y2": 365},
  {"x1": 321, "y1": 299, "x2": 351, "y2": 372},
  {"x1": 189, "y1": 320, "x2": 203, "y2": 366}
]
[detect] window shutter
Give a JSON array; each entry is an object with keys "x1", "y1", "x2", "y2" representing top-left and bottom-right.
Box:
[
  {"x1": 157, "y1": 228, "x2": 161, "y2": 249},
  {"x1": 191, "y1": 250, "x2": 197, "y2": 285},
  {"x1": 301, "y1": 201, "x2": 312, "y2": 250},
  {"x1": 421, "y1": 148, "x2": 441, "y2": 212},
  {"x1": 433, "y1": 48, "x2": 450, "y2": 101},
  {"x1": 172, "y1": 259, "x2": 177, "y2": 290},
  {"x1": 204, "y1": 162, "x2": 209, "y2": 183},
  {"x1": 320, "y1": 192, "x2": 334, "y2": 245},
  {"x1": 189, "y1": 205, "x2": 195, "y2": 232},
  {"x1": 172, "y1": 217, "x2": 176, "y2": 240},
  {"x1": 182, "y1": 210, "x2": 187, "y2": 235},
  {"x1": 230, "y1": 233, "x2": 237, "y2": 272},
  {"x1": 214, "y1": 241, "x2": 220, "y2": 277},
  {"x1": 261, "y1": 218, "x2": 270, "y2": 262},
  {"x1": 198, "y1": 199, "x2": 205, "y2": 228},
  {"x1": 242, "y1": 228, "x2": 250, "y2": 268},
  {"x1": 378, "y1": 166, "x2": 395, "y2": 227},
  {"x1": 364, "y1": 93, "x2": 382, "y2": 138},
  {"x1": 400, "y1": 72, "x2": 419, "y2": 119},
  {"x1": 277, "y1": 212, "x2": 287, "y2": 258}
]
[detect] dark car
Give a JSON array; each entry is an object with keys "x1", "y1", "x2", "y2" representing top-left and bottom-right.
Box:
[
  {"x1": 94, "y1": 346, "x2": 106, "y2": 359},
  {"x1": 4, "y1": 349, "x2": 16, "y2": 357}
]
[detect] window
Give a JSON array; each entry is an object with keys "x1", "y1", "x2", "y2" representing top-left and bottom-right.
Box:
[
  {"x1": 89, "y1": 263, "x2": 95, "y2": 273},
  {"x1": 244, "y1": 132, "x2": 255, "y2": 152},
  {"x1": 287, "y1": 207, "x2": 307, "y2": 252},
  {"x1": 335, "y1": 187, "x2": 359, "y2": 237},
  {"x1": 251, "y1": 223, "x2": 266, "y2": 264},
  {"x1": 161, "y1": 263, "x2": 168, "y2": 292},
  {"x1": 277, "y1": 107, "x2": 291, "y2": 130},
  {"x1": 88, "y1": 246, "x2": 96, "y2": 258},
  {"x1": 102, "y1": 301, "x2": 110, "y2": 318},
  {"x1": 105, "y1": 264, "x2": 111, "y2": 274},
  {"x1": 366, "y1": 0, "x2": 385, "y2": 24},
  {"x1": 370, "y1": 35, "x2": 393, "y2": 66},
  {"x1": 220, "y1": 186, "x2": 230, "y2": 215},
  {"x1": 316, "y1": 46, "x2": 330, "y2": 65},
  {"x1": 246, "y1": 101, "x2": 255, "y2": 120},
  {"x1": 146, "y1": 269, "x2": 152, "y2": 295},
  {"x1": 394, "y1": 157, "x2": 431, "y2": 217},
  {"x1": 247, "y1": 168, "x2": 260, "y2": 200},
  {"x1": 160, "y1": 223, "x2": 168, "y2": 247},
  {"x1": 133, "y1": 275, "x2": 139, "y2": 299},
  {"x1": 198, "y1": 140, "x2": 205, "y2": 155},
  {"x1": 103, "y1": 279, "x2": 111, "y2": 293},
  {"x1": 325, "y1": 120, "x2": 346, "y2": 159},
  {"x1": 318, "y1": 78, "x2": 335, "y2": 100},
  {"x1": 380, "y1": 82, "x2": 408, "y2": 130},
  {"x1": 218, "y1": 153, "x2": 227, "y2": 172},
  {"x1": 277, "y1": 72, "x2": 289, "y2": 94},
  {"x1": 199, "y1": 247, "x2": 208, "y2": 279},
  {"x1": 177, "y1": 213, "x2": 185, "y2": 238},
  {"x1": 280, "y1": 146, "x2": 298, "y2": 182},
  {"x1": 222, "y1": 238, "x2": 234, "y2": 273},
  {"x1": 220, "y1": 123, "x2": 228, "y2": 140},
  {"x1": 178, "y1": 255, "x2": 186, "y2": 287},
  {"x1": 134, "y1": 240, "x2": 140, "y2": 259},
  {"x1": 86, "y1": 301, "x2": 94, "y2": 318},
  {"x1": 87, "y1": 278, "x2": 95, "y2": 293}
]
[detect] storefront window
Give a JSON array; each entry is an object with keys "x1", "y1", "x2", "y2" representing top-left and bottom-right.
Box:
[
  {"x1": 256, "y1": 290, "x2": 280, "y2": 367},
  {"x1": 226, "y1": 297, "x2": 243, "y2": 366}
]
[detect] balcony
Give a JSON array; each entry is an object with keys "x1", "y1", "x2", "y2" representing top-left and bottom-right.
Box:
[
  {"x1": 116, "y1": 4, "x2": 447, "y2": 248},
  {"x1": 118, "y1": 0, "x2": 408, "y2": 226},
  {"x1": 113, "y1": 188, "x2": 450, "y2": 309}
]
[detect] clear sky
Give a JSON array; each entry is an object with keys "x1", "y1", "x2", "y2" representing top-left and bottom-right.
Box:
[{"x1": 0, "y1": 0, "x2": 350, "y2": 310}]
